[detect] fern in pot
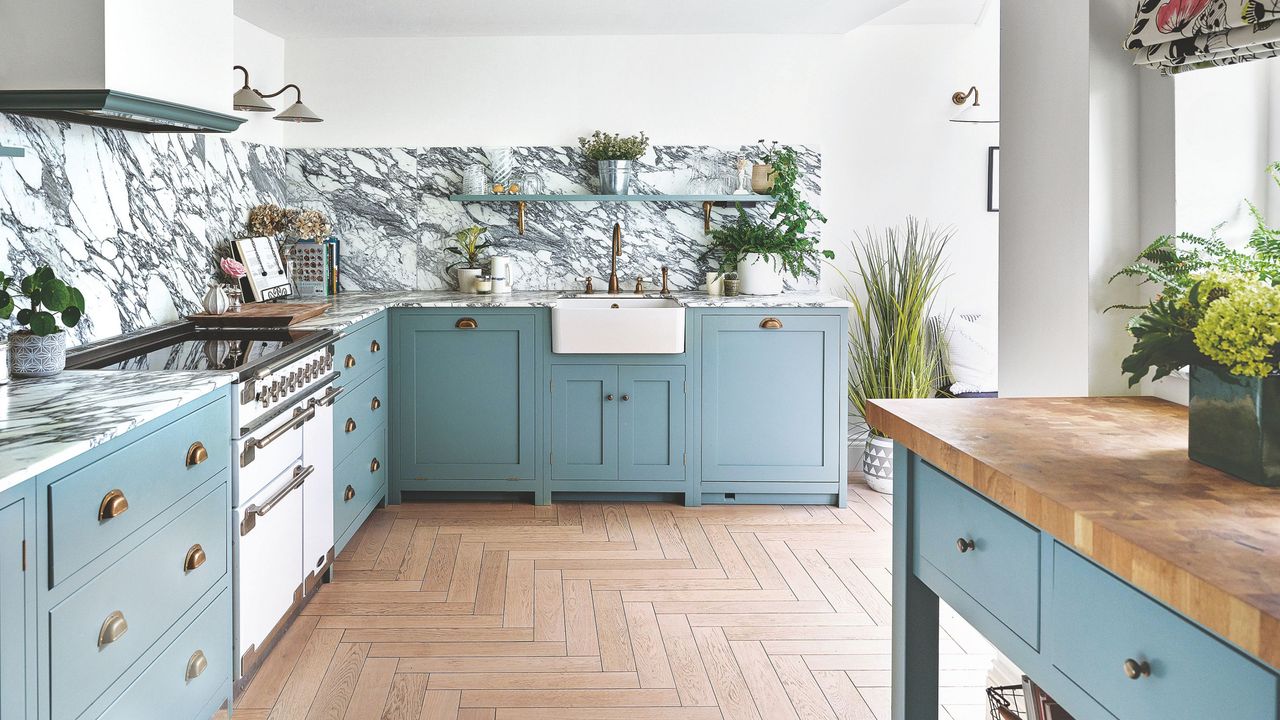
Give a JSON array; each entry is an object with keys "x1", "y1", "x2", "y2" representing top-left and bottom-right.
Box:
[
  {"x1": 844, "y1": 219, "x2": 951, "y2": 493},
  {"x1": 0, "y1": 266, "x2": 87, "y2": 378}
]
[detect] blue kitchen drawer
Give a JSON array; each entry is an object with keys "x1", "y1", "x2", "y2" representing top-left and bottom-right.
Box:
[
  {"x1": 912, "y1": 458, "x2": 1041, "y2": 648},
  {"x1": 334, "y1": 313, "x2": 388, "y2": 388},
  {"x1": 334, "y1": 366, "x2": 388, "y2": 466},
  {"x1": 97, "y1": 588, "x2": 231, "y2": 720},
  {"x1": 47, "y1": 394, "x2": 229, "y2": 587},
  {"x1": 48, "y1": 479, "x2": 227, "y2": 720},
  {"x1": 1051, "y1": 543, "x2": 1279, "y2": 720},
  {"x1": 334, "y1": 423, "x2": 387, "y2": 545}
]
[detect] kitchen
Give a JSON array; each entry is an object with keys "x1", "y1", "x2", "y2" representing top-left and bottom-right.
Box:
[{"x1": 2, "y1": 1, "x2": 1279, "y2": 720}]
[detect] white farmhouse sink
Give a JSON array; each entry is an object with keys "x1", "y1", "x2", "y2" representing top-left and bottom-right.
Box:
[{"x1": 551, "y1": 296, "x2": 685, "y2": 354}]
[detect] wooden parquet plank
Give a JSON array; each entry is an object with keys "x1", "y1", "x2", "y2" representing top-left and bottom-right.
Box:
[
  {"x1": 266, "y1": 628, "x2": 344, "y2": 720},
  {"x1": 374, "y1": 519, "x2": 418, "y2": 572},
  {"x1": 503, "y1": 558, "x2": 535, "y2": 628},
  {"x1": 771, "y1": 655, "x2": 838, "y2": 720},
  {"x1": 446, "y1": 542, "x2": 485, "y2": 603},
  {"x1": 397, "y1": 525, "x2": 438, "y2": 582},
  {"x1": 396, "y1": 657, "x2": 602, "y2": 674},
  {"x1": 690, "y1": 627, "x2": 761, "y2": 720},
  {"x1": 534, "y1": 569, "x2": 566, "y2": 641},
  {"x1": 370, "y1": 641, "x2": 567, "y2": 657},
  {"x1": 593, "y1": 590, "x2": 637, "y2": 672},
  {"x1": 675, "y1": 518, "x2": 721, "y2": 570},
  {"x1": 342, "y1": 656, "x2": 398, "y2": 720},
  {"x1": 624, "y1": 602, "x2": 675, "y2": 688},
  {"x1": 423, "y1": 533, "x2": 463, "y2": 594},
  {"x1": 428, "y1": 672, "x2": 639, "y2": 690},
  {"x1": 303, "y1": 642, "x2": 369, "y2": 720},
  {"x1": 461, "y1": 689, "x2": 681, "y2": 708},
  {"x1": 655, "y1": 613, "x2": 717, "y2": 707},
  {"x1": 420, "y1": 689, "x2": 462, "y2": 720},
  {"x1": 381, "y1": 673, "x2": 430, "y2": 720},
  {"x1": 237, "y1": 615, "x2": 322, "y2": 709},
  {"x1": 475, "y1": 549, "x2": 510, "y2": 616},
  {"x1": 563, "y1": 578, "x2": 600, "y2": 657},
  {"x1": 728, "y1": 641, "x2": 798, "y2": 720},
  {"x1": 811, "y1": 670, "x2": 876, "y2": 720}
]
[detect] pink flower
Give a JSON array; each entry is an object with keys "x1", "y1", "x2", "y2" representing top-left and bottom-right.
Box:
[
  {"x1": 1156, "y1": 0, "x2": 1210, "y2": 34},
  {"x1": 220, "y1": 257, "x2": 248, "y2": 279}
]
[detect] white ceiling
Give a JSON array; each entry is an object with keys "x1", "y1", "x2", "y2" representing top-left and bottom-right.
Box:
[
  {"x1": 869, "y1": 0, "x2": 991, "y2": 25},
  {"x1": 234, "y1": 0, "x2": 928, "y2": 39}
]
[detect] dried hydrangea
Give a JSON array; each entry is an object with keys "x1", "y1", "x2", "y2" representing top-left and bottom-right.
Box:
[
  {"x1": 1194, "y1": 281, "x2": 1280, "y2": 377},
  {"x1": 248, "y1": 203, "x2": 291, "y2": 236},
  {"x1": 292, "y1": 210, "x2": 333, "y2": 241}
]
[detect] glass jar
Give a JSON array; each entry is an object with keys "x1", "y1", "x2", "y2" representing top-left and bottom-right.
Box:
[
  {"x1": 474, "y1": 275, "x2": 494, "y2": 294},
  {"x1": 463, "y1": 164, "x2": 488, "y2": 195}
]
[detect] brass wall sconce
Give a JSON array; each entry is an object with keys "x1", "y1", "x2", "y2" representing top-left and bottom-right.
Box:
[
  {"x1": 232, "y1": 65, "x2": 324, "y2": 123},
  {"x1": 950, "y1": 85, "x2": 998, "y2": 124}
]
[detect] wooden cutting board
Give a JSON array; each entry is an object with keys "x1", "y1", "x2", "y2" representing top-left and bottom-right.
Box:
[{"x1": 188, "y1": 302, "x2": 330, "y2": 327}]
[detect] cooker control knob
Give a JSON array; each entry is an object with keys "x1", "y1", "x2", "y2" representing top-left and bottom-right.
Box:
[{"x1": 270, "y1": 381, "x2": 281, "y2": 402}]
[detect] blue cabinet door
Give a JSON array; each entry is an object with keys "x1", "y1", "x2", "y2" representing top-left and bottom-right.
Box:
[
  {"x1": 393, "y1": 311, "x2": 537, "y2": 481},
  {"x1": 619, "y1": 365, "x2": 685, "y2": 483},
  {"x1": 0, "y1": 497, "x2": 28, "y2": 720},
  {"x1": 551, "y1": 365, "x2": 618, "y2": 480},
  {"x1": 701, "y1": 314, "x2": 841, "y2": 483}
]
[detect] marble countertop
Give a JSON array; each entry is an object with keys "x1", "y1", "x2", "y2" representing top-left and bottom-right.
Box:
[
  {"x1": 0, "y1": 370, "x2": 237, "y2": 494},
  {"x1": 867, "y1": 396, "x2": 1280, "y2": 670},
  {"x1": 293, "y1": 289, "x2": 851, "y2": 331}
]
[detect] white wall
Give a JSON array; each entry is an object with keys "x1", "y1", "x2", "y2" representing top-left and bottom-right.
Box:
[
  {"x1": 279, "y1": 18, "x2": 1001, "y2": 317},
  {"x1": 232, "y1": 18, "x2": 287, "y2": 146}
]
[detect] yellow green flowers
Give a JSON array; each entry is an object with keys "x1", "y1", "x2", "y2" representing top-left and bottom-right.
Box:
[{"x1": 1193, "y1": 279, "x2": 1280, "y2": 377}]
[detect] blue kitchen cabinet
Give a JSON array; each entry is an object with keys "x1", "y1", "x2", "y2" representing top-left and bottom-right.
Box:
[
  {"x1": 698, "y1": 311, "x2": 846, "y2": 504},
  {"x1": 391, "y1": 310, "x2": 539, "y2": 500},
  {"x1": 618, "y1": 365, "x2": 685, "y2": 483},
  {"x1": 0, "y1": 486, "x2": 34, "y2": 720},
  {"x1": 551, "y1": 365, "x2": 618, "y2": 481}
]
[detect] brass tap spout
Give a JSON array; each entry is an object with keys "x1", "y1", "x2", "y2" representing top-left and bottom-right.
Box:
[{"x1": 608, "y1": 223, "x2": 623, "y2": 294}]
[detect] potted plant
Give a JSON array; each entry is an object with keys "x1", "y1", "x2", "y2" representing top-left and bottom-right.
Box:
[
  {"x1": 843, "y1": 219, "x2": 952, "y2": 493},
  {"x1": 1111, "y1": 168, "x2": 1280, "y2": 485},
  {"x1": 445, "y1": 226, "x2": 492, "y2": 293},
  {"x1": 578, "y1": 130, "x2": 649, "y2": 195},
  {"x1": 752, "y1": 139, "x2": 778, "y2": 193},
  {"x1": 0, "y1": 265, "x2": 86, "y2": 378}
]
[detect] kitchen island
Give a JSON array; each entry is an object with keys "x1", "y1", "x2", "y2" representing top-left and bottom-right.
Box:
[{"x1": 868, "y1": 396, "x2": 1280, "y2": 720}]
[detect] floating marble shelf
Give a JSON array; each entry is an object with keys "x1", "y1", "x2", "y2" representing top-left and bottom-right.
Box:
[
  {"x1": 0, "y1": 145, "x2": 25, "y2": 158},
  {"x1": 449, "y1": 193, "x2": 777, "y2": 234}
]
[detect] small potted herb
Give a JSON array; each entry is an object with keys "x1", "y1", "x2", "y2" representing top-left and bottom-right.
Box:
[
  {"x1": 446, "y1": 226, "x2": 492, "y2": 293},
  {"x1": 0, "y1": 266, "x2": 86, "y2": 377},
  {"x1": 578, "y1": 130, "x2": 650, "y2": 195}
]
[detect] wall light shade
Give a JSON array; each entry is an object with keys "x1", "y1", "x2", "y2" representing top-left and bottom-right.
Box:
[
  {"x1": 275, "y1": 100, "x2": 323, "y2": 123},
  {"x1": 232, "y1": 66, "x2": 274, "y2": 112},
  {"x1": 950, "y1": 85, "x2": 999, "y2": 124}
]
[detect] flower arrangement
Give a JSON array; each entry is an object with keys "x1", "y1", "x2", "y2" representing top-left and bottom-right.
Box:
[
  {"x1": 292, "y1": 210, "x2": 332, "y2": 241},
  {"x1": 578, "y1": 131, "x2": 650, "y2": 162},
  {"x1": 220, "y1": 257, "x2": 248, "y2": 280},
  {"x1": 249, "y1": 203, "x2": 293, "y2": 236}
]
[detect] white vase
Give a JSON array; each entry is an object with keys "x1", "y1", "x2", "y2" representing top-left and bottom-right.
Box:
[
  {"x1": 483, "y1": 147, "x2": 514, "y2": 185},
  {"x1": 9, "y1": 331, "x2": 66, "y2": 378},
  {"x1": 455, "y1": 267, "x2": 483, "y2": 293},
  {"x1": 862, "y1": 435, "x2": 894, "y2": 494},
  {"x1": 202, "y1": 284, "x2": 229, "y2": 315},
  {"x1": 736, "y1": 253, "x2": 785, "y2": 295}
]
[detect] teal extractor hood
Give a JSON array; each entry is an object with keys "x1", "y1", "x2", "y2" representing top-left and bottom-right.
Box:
[{"x1": 0, "y1": 89, "x2": 245, "y2": 133}]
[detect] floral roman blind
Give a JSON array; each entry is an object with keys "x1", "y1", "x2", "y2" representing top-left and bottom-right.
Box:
[{"x1": 1127, "y1": 0, "x2": 1280, "y2": 74}]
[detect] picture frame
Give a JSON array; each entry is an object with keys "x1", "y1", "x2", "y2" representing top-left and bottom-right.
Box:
[{"x1": 987, "y1": 145, "x2": 1000, "y2": 213}]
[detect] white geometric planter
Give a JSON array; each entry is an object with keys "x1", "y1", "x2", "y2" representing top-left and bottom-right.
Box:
[
  {"x1": 862, "y1": 435, "x2": 894, "y2": 494},
  {"x1": 736, "y1": 253, "x2": 785, "y2": 295},
  {"x1": 9, "y1": 331, "x2": 67, "y2": 378}
]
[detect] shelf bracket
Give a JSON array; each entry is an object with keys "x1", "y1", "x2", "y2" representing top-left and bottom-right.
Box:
[
  {"x1": 517, "y1": 200, "x2": 526, "y2": 236},
  {"x1": 703, "y1": 201, "x2": 713, "y2": 234}
]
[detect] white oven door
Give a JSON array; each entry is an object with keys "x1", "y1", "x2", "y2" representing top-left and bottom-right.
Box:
[
  {"x1": 236, "y1": 405, "x2": 310, "y2": 505},
  {"x1": 302, "y1": 384, "x2": 340, "y2": 587},
  {"x1": 234, "y1": 460, "x2": 311, "y2": 677}
]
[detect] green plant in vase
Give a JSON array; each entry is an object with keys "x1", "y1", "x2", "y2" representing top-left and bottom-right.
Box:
[
  {"x1": 578, "y1": 130, "x2": 649, "y2": 195},
  {"x1": 0, "y1": 265, "x2": 86, "y2": 377},
  {"x1": 446, "y1": 226, "x2": 493, "y2": 293}
]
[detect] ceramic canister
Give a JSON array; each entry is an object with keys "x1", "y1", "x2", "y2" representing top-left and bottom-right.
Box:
[{"x1": 489, "y1": 256, "x2": 512, "y2": 293}]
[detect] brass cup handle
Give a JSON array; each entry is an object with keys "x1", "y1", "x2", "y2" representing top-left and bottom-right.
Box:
[
  {"x1": 98, "y1": 611, "x2": 129, "y2": 648},
  {"x1": 345, "y1": 417, "x2": 358, "y2": 433},
  {"x1": 370, "y1": 339, "x2": 381, "y2": 353},
  {"x1": 760, "y1": 317, "x2": 784, "y2": 330},
  {"x1": 343, "y1": 484, "x2": 356, "y2": 502},
  {"x1": 184, "y1": 544, "x2": 207, "y2": 573},
  {"x1": 1123, "y1": 658, "x2": 1151, "y2": 680},
  {"x1": 185, "y1": 441, "x2": 209, "y2": 467},
  {"x1": 956, "y1": 537, "x2": 976, "y2": 553},
  {"x1": 186, "y1": 650, "x2": 208, "y2": 682},
  {"x1": 99, "y1": 489, "x2": 129, "y2": 521},
  {"x1": 371, "y1": 396, "x2": 382, "y2": 411},
  {"x1": 456, "y1": 317, "x2": 478, "y2": 329},
  {"x1": 370, "y1": 457, "x2": 381, "y2": 472},
  {"x1": 344, "y1": 354, "x2": 357, "y2": 369}
]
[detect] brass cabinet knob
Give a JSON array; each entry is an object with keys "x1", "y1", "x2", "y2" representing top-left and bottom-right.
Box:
[
  {"x1": 760, "y1": 317, "x2": 784, "y2": 330},
  {"x1": 370, "y1": 339, "x2": 381, "y2": 353},
  {"x1": 621, "y1": 394, "x2": 630, "y2": 401},
  {"x1": 605, "y1": 394, "x2": 614, "y2": 401},
  {"x1": 98, "y1": 611, "x2": 129, "y2": 648},
  {"x1": 185, "y1": 442, "x2": 208, "y2": 467},
  {"x1": 370, "y1": 396, "x2": 382, "y2": 411},
  {"x1": 456, "y1": 317, "x2": 478, "y2": 329},
  {"x1": 344, "y1": 354, "x2": 357, "y2": 369},
  {"x1": 184, "y1": 544, "x2": 206, "y2": 573},
  {"x1": 955, "y1": 537, "x2": 976, "y2": 553},
  {"x1": 370, "y1": 457, "x2": 381, "y2": 473},
  {"x1": 1123, "y1": 658, "x2": 1151, "y2": 680},
  {"x1": 343, "y1": 485, "x2": 355, "y2": 502},
  {"x1": 345, "y1": 418, "x2": 357, "y2": 433},
  {"x1": 99, "y1": 489, "x2": 129, "y2": 521},
  {"x1": 186, "y1": 650, "x2": 208, "y2": 682}
]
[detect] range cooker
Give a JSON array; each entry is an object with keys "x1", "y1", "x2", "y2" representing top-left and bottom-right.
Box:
[{"x1": 68, "y1": 321, "x2": 343, "y2": 682}]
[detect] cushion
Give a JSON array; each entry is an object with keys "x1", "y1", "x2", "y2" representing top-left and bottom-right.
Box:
[{"x1": 944, "y1": 315, "x2": 998, "y2": 395}]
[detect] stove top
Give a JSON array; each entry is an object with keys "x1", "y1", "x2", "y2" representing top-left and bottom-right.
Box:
[{"x1": 67, "y1": 322, "x2": 334, "y2": 380}]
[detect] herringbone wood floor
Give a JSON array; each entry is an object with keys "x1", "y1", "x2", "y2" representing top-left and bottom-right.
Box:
[{"x1": 221, "y1": 480, "x2": 998, "y2": 720}]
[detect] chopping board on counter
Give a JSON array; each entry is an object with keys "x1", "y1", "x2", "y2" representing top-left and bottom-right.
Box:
[{"x1": 188, "y1": 302, "x2": 330, "y2": 327}]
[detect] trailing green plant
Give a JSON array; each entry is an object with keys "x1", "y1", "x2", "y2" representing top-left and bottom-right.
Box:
[
  {"x1": 578, "y1": 131, "x2": 650, "y2": 162},
  {"x1": 699, "y1": 207, "x2": 833, "y2": 279},
  {"x1": 444, "y1": 226, "x2": 493, "y2": 270},
  {"x1": 0, "y1": 266, "x2": 86, "y2": 336},
  {"x1": 841, "y1": 219, "x2": 952, "y2": 434},
  {"x1": 758, "y1": 145, "x2": 827, "y2": 251}
]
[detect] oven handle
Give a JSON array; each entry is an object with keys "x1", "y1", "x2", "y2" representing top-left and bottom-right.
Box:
[
  {"x1": 310, "y1": 384, "x2": 346, "y2": 408},
  {"x1": 240, "y1": 405, "x2": 316, "y2": 467},
  {"x1": 240, "y1": 464, "x2": 314, "y2": 536}
]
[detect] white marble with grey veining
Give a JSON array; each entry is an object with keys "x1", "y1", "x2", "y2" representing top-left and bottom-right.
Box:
[{"x1": 0, "y1": 370, "x2": 237, "y2": 493}]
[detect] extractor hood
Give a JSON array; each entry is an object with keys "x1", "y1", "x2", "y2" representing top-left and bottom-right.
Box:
[{"x1": 0, "y1": 89, "x2": 246, "y2": 134}]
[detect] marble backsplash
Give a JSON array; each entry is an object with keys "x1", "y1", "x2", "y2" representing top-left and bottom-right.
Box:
[{"x1": 1, "y1": 112, "x2": 821, "y2": 345}]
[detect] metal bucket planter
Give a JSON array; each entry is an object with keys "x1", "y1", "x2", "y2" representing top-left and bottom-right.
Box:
[
  {"x1": 9, "y1": 331, "x2": 67, "y2": 378},
  {"x1": 862, "y1": 435, "x2": 894, "y2": 494},
  {"x1": 1189, "y1": 365, "x2": 1280, "y2": 487},
  {"x1": 597, "y1": 160, "x2": 634, "y2": 195}
]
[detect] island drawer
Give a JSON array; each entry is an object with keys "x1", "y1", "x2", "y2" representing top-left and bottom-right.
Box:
[
  {"x1": 47, "y1": 395, "x2": 229, "y2": 587},
  {"x1": 1050, "y1": 544, "x2": 1279, "y2": 720},
  {"x1": 912, "y1": 458, "x2": 1041, "y2": 648},
  {"x1": 97, "y1": 588, "x2": 231, "y2": 720},
  {"x1": 48, "y1": 481, "x2": 227, "y2": 720},
  {"x1": 334, "y1": 424, "x2": 387, "y2": 543},
  {"x1": 334, "y1": 367, "x2": 388, "y2": 465},
  {"x1": 334, "y1": 313, "x2": 387, "y2": 387}
]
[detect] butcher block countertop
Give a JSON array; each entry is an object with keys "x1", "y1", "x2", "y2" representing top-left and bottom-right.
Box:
[{"x1": 867, "y1": 396, "x2": 1280, "y2": 669}]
